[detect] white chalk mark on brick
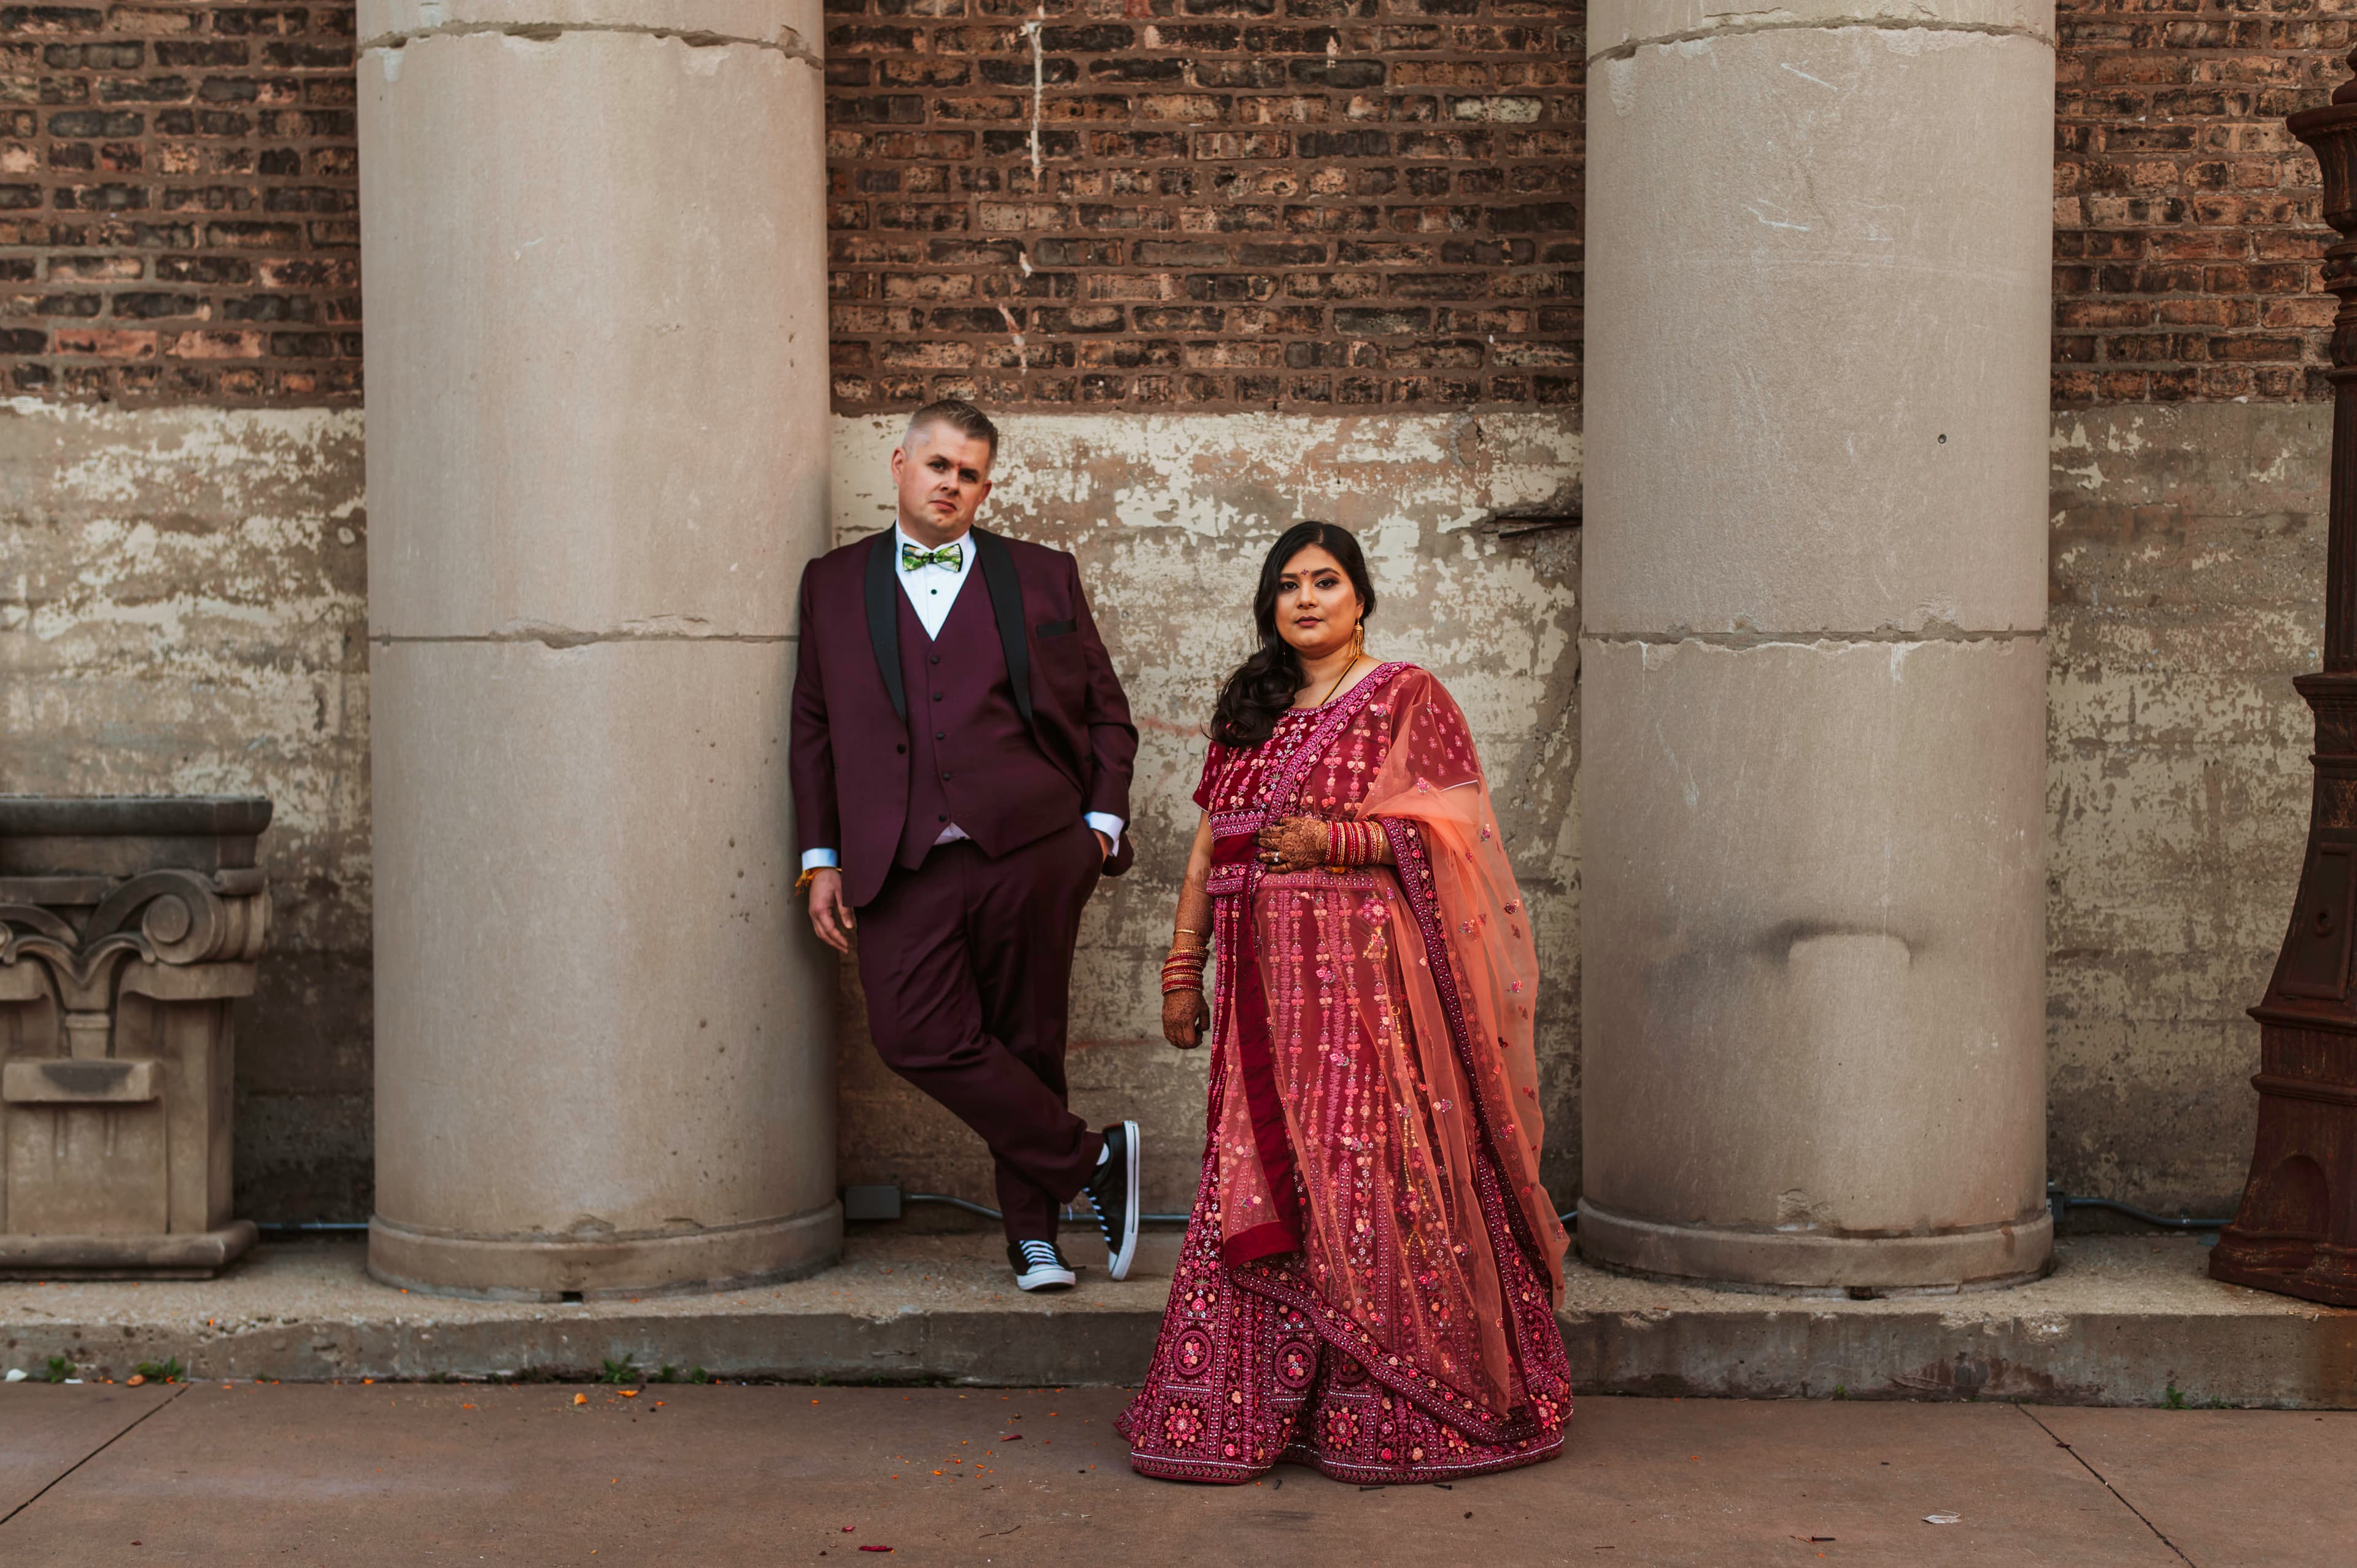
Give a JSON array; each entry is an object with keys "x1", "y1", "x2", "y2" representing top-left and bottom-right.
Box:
[
  {"x1": 1025, "y1": 12, "x2": 1046, "y2": 179},
  {"x1": 997, "y1": 304, "x2": 1029, "y2": 371}
]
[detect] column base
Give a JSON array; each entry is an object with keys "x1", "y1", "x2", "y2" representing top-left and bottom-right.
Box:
[
  {"x1": 368, "y1": 1203, "x2": 845, "y2": 1302},
  {"x1": 0, "y1": 1221, "x2": 258, "y2": 1279},
  {"x1": 1576, "y1": 1199, "x2": 2052, "y2": 1292}
]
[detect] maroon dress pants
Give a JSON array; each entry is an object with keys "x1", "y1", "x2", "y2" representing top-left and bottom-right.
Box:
[{"x1": 855, "y1": 819, "x2": 1106, "y2": 1244}]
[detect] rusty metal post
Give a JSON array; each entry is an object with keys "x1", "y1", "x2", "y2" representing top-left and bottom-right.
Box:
[{"x1": 2213, "y1": 51, "x2": 2357, "y2": 1303}]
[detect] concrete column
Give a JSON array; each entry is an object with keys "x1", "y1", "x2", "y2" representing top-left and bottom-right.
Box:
[
  {"x1": 1579, "y1": 0, "x2": 2056, "y2": 1288},
  {"x1": 357, "y1": 0, "x2": 838, "y2": 1297}
]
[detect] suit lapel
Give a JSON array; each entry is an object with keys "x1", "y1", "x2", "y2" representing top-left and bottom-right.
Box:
[
  {"x1": 864, "y1": 531, "x2": 906, "y2": 719},
  {"x1": 973, "y1": 528, "x2": 1035, "y2": 726}
]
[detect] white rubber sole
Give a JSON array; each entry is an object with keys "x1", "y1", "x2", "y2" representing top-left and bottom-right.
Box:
[
  {"x1": 1104, "y1": 1119, "x2": 1140, "y2": 1281},
  {"x1": 1013, "y1": 1264, "x2": 1076, "y2": 1292}
]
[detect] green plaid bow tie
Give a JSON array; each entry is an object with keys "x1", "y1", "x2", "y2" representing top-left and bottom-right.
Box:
[{"x1": 900, "y1": 541, "x2": 963, "y2": 573}]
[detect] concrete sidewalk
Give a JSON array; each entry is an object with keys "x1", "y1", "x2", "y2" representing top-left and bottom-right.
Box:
[
  {"x1": 6, "y1": 1227, "x2": 2357, "y2": 1405},
  {"x1": 3, "y1": 1383, "x2": 2350, "y2": 1565}
]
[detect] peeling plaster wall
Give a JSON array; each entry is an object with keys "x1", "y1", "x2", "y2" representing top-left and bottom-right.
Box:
[
  {"x1": 0, "y1": 396, "x2": 2322, "y2": 1230},
  {"x1": 0, "y1": 399, "x2": 371, "y2": 1221},
  {"x1": 2048, "y1": 401, "x2": 2326, "y2": 1218},
  {"x1": 827, "y1": 411, "x2": 1587, "y2": 1218}
]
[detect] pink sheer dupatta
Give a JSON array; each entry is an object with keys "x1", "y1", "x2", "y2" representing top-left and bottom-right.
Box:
[{"x1": 1358, "y1": 671, "x2": 1568, "y2": 1302}]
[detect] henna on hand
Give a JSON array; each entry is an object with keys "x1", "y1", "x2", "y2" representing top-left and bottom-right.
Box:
[
  {"x1": 1253, "y1": 815, "x2": 1331, "y2": 872},
  {"x1": 1163, "y1": 986, "x2": 1209, "y2": 1048}
]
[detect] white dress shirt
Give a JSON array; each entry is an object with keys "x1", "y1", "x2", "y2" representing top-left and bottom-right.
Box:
[
  {"x1": 895, "y1": 520, "x2": 975, "y2": 639},
  {"x1": 800, "y1": 525, "x2": 1124, "y2": 873}
]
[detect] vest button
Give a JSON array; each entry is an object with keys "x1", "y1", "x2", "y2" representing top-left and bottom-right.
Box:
[
  {"x1": 938, "y1": 814, "x2": 948, "y2": 822},
  {"x1": 932, "y1": 692, "x2": 943, "y2": 702},
  {"x1": 930, "y1": 655, "x2": 940, "y2": 665},
  {"x1": 935, "y1": 730, "x2": 945, "y2": 740},
  {"x1": 896, "y1": 743, "x2": 907, "y2": 754}
]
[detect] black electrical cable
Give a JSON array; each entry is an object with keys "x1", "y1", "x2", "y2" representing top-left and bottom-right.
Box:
[{"x1": 2046, "y1": 1181, "x2": 2232, "y2": 1231}]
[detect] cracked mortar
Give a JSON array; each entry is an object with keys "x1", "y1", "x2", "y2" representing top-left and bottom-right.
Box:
[
  {"x1": 1589, "y1": 16, "x2": 2059, "y2": 64},
  {"x1": 358, "y1": 21, "x2": 824, "y2": 67}
]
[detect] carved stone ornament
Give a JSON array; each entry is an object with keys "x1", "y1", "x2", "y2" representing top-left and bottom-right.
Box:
[
  {"x1": 0, "y1": 796, "x2": 271, "y2": 1277},
  {"x1": 2212, "y1": 51, "x2": 2357, "y2": 1305}
]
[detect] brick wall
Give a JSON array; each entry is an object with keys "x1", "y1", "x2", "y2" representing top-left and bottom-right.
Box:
[
  {"x1": 0, "y1": 3, "x2": 358, "y2": 403},
  {"x1": 2053, "y1": 0, "x2": 2348, "y2": 404},
  {"x1": 822, "y1": 1, "x2": 1585, "y2": 412},
  {"x1": 7, "y1": 0, "x2": 2357, "y2": 411}
]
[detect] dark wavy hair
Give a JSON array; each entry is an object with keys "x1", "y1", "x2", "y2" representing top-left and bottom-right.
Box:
[{"x1": 1210, "y1": 521, "x2": 1377, "y2": 748}]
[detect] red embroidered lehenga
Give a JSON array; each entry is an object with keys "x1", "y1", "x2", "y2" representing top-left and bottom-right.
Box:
[{"x1": 1118, "y1": 662, "x2": 1573, "y2": 1485}]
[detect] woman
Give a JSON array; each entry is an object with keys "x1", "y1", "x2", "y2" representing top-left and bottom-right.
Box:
[{"x1": 1118, "y1": 522, "x2": 1571, "y2": 1486}]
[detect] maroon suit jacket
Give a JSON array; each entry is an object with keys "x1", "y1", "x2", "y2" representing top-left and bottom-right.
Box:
[{"x1": 789, "y1": 527, "x2": 1139, "y2": 908}]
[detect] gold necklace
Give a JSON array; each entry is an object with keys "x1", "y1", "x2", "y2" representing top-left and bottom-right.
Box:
[{"x1": 1311, "y1": 652, "x2": 1363, "y2": 709}]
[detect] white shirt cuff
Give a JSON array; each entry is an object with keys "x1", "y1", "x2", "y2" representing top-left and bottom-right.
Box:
[
  {"x1": 800, "y1": 849, "x2": 840, "y2": 872},
  {"x1": 1084, "y1": 813, "x2": 1125, "y2": 854}
]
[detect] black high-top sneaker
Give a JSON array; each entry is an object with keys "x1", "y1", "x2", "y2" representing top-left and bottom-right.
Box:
[
  {"x1": 1008, "y1": 1238, "x2": 1076, "y2": 1292},
  {"x1": 1083, "y1": 1120, "x2": 1141, "y2": 1281}
]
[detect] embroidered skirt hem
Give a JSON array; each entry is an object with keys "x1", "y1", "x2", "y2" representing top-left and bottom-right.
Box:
[{"x1": 1126, "y1": 1433, "x2": 1564, "y2": 1488}]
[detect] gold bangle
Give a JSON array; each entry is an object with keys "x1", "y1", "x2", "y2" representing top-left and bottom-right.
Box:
[{"x1": 794, "y1": 868, "x2": 822, "y2": 897}]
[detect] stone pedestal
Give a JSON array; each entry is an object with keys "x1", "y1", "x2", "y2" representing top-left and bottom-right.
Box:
[
  {"x1": 1578, "y1": 0, "x2": 2057, "y2": 1288},
  {"x1": 357, "y1": 0, "x2": 839, "y2": 1299},
  {"x1": 0, "y1": 797, "x2": 271, "y2": 1278}
]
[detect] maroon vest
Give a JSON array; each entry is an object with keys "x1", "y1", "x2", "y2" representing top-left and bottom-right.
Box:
[{"x1": 894, "y1": 575, "x2": 1083, "y2": 868}]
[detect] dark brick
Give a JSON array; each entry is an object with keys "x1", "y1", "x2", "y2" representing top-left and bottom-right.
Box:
[
  {"x1": 53, "y1": 182, "x2": 146, "y2": 210},
  {"x1": 1287, "y1": 58, "x2": 1384, "y2": 87},
  {"x1": 259, "y1": 41, "x2": 349, "y2": 69},
  {"x1": 209, "y1": 9, "x2": 311, "y2": 37},
  {"x1": 1296, "y1": 129, "x2": 1389, "y2": 157},
  {"x1": 46, "y1": 106, "x2": 137, "y2": 134},
  {"x1": 1039, "y1": 23, "x2": 1133, "y2": 49},
  {"x1": 0, "y1": 7, "x2": 104, "y2": 33},
  {"x1": 110, "y1": 289, "x2": 198, "y2": 317},
  {"x1": 152, "y1": 254, "x2": 250, "y2": 284},
  {"x1": 1335, "y1": 306, "x2": 1431, "y2": 334},
  {"x1": 97, "y1": 72, "x2": 188, "y2": 101},
  {"x1": 154, "y1": 41, "x2": 249, "y2": 67},
  {"x1": 43, "y1": 40, "x2": 139, "y2": 67}
]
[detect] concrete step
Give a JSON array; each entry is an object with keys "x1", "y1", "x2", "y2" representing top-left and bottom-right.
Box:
[{"x1": 1, "y1": 1230, "x2": 2351, "y2": 1407}]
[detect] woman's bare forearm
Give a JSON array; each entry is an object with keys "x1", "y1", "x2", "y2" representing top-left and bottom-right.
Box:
[
  {"x1": 1172, "y1": 814, "x2": 1215, "y2": 952},
  {"x1": 1161, "y1": 814, "x2": 1218, "y2": 1049}
]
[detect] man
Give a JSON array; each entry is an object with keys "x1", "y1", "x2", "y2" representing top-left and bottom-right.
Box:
[{"x1": 789, "y1": 399, "x2": 1142, "y2": 1292}]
